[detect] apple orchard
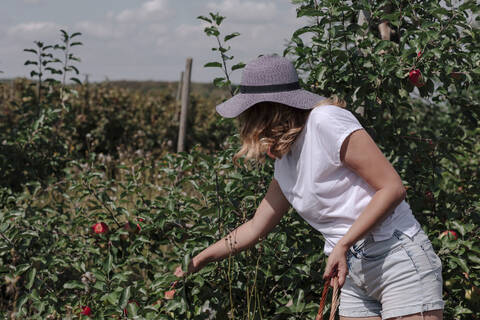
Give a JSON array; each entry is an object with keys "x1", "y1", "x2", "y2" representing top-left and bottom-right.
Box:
[{"x1": 0, "y1": 0, "x2": 479, "y2": 319}]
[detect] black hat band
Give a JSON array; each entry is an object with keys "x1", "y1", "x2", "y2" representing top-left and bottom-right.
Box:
[{"x1": 240, "y1": 81, "x2": 300, "y2": 94}]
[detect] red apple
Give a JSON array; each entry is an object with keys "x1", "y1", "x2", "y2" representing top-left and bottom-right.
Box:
[
  {"x1": 91, "y1": 222, "x2": 108, "y2": 234},
  {"x1": 450, "y1": 72, "x2": 462, "y2": 80},
  {"x1": 164, "y1": 289, "x2": 176, "y2": 300},
  {"x1": 80, "y1": 305, "x2": 92, "y2": 316},
  {"x1": 425, "y1": 191, "x2": 434, "y2": 203},
  {"x1": 409, "y1": 69, "x2": 425, "y2": 87},
  {"x1": 439, "y1": 230, "x2": 458, "y2": 241}
]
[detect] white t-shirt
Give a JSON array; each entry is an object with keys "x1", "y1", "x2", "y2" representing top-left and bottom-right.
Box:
[{"x1": 274, "y1": 105, "x2": 421, "y2": 255}]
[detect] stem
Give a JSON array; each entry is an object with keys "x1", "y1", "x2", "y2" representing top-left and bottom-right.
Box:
[
  {"x1": 250, "y1": 253, "x2": 262, "y2": 319},
  {"x1": 214, "y1": 171, "x2": 224, "y2": 236},
  {"x1": 342, "y1": 9, "x2": 353, "y2": 93},
  {"x1": 328, "y1": 7, "x2": 336, "y2": 86},
  {"x1": 0, "y1": 231, "x2": 15, "y2": 249},
  {"x1": 227, "y1": 254, "x2": 235, "y2": 319},
  {"x1": 215, "y1": 35, "x2": 234, "y2": 97},
  {"x1": 416, "y1": 12, "x2": 458, "y2": 67},
  {"x1": 37, "y1": 47, "x2": 42, "y2": 105},
  {"x1": 84, "y1": 179, "x2": 121, "y2": 228},
  {"x1": 61, "y1": 38, "x2": 69, "y2": 104}
]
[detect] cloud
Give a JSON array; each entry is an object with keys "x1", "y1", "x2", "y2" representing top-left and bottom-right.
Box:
[
  {"x1": 76, "y1": 0, "x2": 173, "y2": 40},
  {"x1": 116, "y1": 0, "x2": 171, "y2": 23},
  {"x1": 75, "y1": 21, "x2": 121, "y2": 40},
  {"x1": 1, "y1": 0, "x2": 305, "y2": 82},
  {"x1": 6, "y1": 21, "x2": 63, "y2": 44},
  {"x1": 7, "y1": 21, "x2": 59, "y2": 36},
  {"x1": 206, "y1": 0, "x2": 278, "y2": 23}
]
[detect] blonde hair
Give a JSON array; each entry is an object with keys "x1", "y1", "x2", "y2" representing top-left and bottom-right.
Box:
[{"x1": 233, "y1": 96, "x2": 347, "y2": 165}]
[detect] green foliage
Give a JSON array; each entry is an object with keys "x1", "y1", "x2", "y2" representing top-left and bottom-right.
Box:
[
  {"x1": 0, "y1": 30, "x2": 84, "y2": 195},
  {"x1": 0, "y1": 144, "x2": 327, "y2": 319},
  {"x1": 284, "y1": 0, "x2": 480, "y2": 318},
  {"x1": 198, "y1": 12, "x2": 245, "y2": 96}
]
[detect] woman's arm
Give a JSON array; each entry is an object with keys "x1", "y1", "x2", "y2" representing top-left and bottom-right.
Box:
[
  {"x1": 175, "y1": 178, "x2": 290, "y2": 277},
  {"x1": 323, "y1": 129, "x2": 406, "y2": 286},
  {"x1": 338, "y1": 129, "x2": 406, "y2": 249}
]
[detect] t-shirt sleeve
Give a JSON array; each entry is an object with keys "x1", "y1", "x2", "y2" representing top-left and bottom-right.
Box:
[{"x1": 312, "y1": 106, "x2": 364, "y2": 166}]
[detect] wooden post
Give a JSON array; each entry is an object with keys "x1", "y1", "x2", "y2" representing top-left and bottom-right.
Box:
[
  {"x1": 177, "y1": 58, "x2": 192, "y2": 153},
  {"x1": 176, "y1": 71, "x2": 183, "y2": 101}
]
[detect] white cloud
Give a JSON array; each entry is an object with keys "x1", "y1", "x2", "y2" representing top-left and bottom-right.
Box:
[
  {"x1": 116, "y1": 0, "x2": 171, "y2": 23},
  {"x1": 206, "y1": 0, "x2": 278, "y2": 23},
  {"x1": 7, "y1": 21, "x2": 59, "y2": 36},
  {"x1": 175, "y1": 23, "x2": 204, "y2": 38},
  {"x1": 0, "y1": 0, "x2": 305, "y2": 82},
  {"x1": 76, "y1": 0, "x2": 173, "y2": 41},
  {"x1": 76, "y1": 21, "x2": 121, "y2": 40}
]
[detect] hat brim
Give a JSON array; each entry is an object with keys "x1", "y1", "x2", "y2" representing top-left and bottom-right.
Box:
[{"x1": 216, "y1": 89, "x2": 326, "y2": 118}]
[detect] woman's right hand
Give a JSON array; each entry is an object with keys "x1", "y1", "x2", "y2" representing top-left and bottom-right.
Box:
[
  {"x1": 174, "y1": 265, "x2": 186, "y2": 278},
  {"x1": 174, "y1": 258, "x2": 201, "y2": 278}
]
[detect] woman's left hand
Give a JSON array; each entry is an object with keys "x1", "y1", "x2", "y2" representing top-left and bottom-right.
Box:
[{"x1": 323, "y1": 243, "x2": 349, "y2": 287}]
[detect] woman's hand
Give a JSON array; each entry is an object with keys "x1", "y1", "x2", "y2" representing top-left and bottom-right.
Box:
[
  {"x1": 322, "y1": 243, "x2": 349, "y2": 287},
  {"x1": 174, "y1": 257, "x2": 202, "y2": 278},
  {"x1": 174, "y1": 265, "x2": 187, "y2": 278}
]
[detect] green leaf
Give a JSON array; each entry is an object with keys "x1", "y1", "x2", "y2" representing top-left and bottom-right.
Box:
[
  {"x1": 106, "y1": 291, "x2": 119, "y2": 305},
  {"x1": 120, "y1": 286, "x2": 131, "y2": 309},
  {"x1": 24, "y1": 48, "x2": 38, "y2": 54},
  {"x1": 213, "y1": 77, "x2": 226, "y2": 87},
  {"x1": 24, "y1": 60, "x2": 38, "y2": 66},
  {"x1": 451, "y1": 221, "x2": 465, "y2": 236},
  {"x1": 297, "y1": 7, "x2": 322, "y2": 17},
  {"x1": 224, "y1": 32, "x2": 240, "y2": 42},
  {"x1": 70, "y1": 77, "x2": 82, "y2": 85},
  {"x1": 17, "y1": 295, "x2": 29, "y2": 312},
  {"x1": 63, "y1": 281, "x2": 85, "y2": 289},
  {"x1": 67, "y1": 65, "x2": 80, "y2": 74},
  {"x1": 449, "y1": 256, "x2": 469, "y2": 273},
  {"x1": 104, "y1": 252, "x2": 113, "y2": 274},
  {"x1": 204, "y1": 62, "x2": 223, "y2": 68},
  {"x1": 15, "y1": 264, "x2": 31, "y2": 276},
  {"x1": 468, "y1": 253, "x2": 480, "y2": 264},
  {"x1": 126, "y1": 301, "x2": 138, "y2": 317},
  {"x1": 231, "y1": 62, "x2": 245, "y2": 71},
  {"x1": 60, "y1": 29, "x2": 68, "y2": 39},
  {"x1": 183, "y1": 253, "x2": 191, "y2": 273},
  {"x1": 295, "y1": 289, "x2": 304, "y2": 308},
  {"x1": 25, "y1": 268, "x2": 36, "y2": 290},
  {"x1": 209, "y1": 12, "x2": 225, "y2": 25},
  {"x1": 197, "y1": 15, "x2": 212, "y2": 23},
  {"x1": 204, "y1": 26, "x2": 220, "y2": 37}
]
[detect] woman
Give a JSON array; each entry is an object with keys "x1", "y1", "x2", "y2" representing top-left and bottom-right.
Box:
[{"x1": 174, "y1": 55, "x2": 444, "y2": 319}]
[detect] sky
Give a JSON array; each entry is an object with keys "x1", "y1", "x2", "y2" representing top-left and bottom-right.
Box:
[{"x1": 0, "y1": 0, "x2": 308, "y2": 83}]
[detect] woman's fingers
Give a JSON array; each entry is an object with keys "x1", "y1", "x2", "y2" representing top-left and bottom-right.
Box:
[
  {"x1": 337, "y1": 262, "x2": 347, "y2": 287},
  {"x1": 174, "y1": 265, "x2": 185, "y2": 277},
  {"x1": 323, "y1": 258, "x2": 335, "y2": 279}
]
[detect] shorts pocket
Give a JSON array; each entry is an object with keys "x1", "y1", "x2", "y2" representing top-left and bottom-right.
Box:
[
  {"x1": 419, "y1": 239, "x2": 442, "y2": 272},
  {"x1": 411, "y1": 231, "x2": 443, "y2": 281}
]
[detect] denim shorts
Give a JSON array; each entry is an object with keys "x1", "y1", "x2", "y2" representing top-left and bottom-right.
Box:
[{"x1": 339, "y1": 228, "x2": 445, "y2": 319}]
